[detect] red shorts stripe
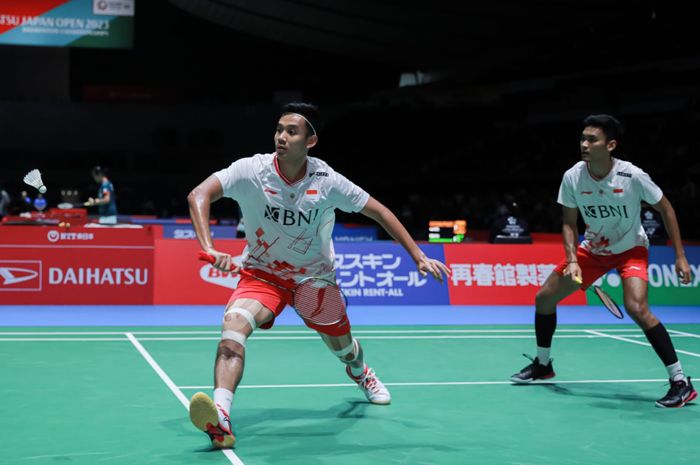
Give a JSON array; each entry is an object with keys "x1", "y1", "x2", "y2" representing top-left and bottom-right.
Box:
[{"x1": 554, "y1": 246, "x2": 649, "y2": 288}]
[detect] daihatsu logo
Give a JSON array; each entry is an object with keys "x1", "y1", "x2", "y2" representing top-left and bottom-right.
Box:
[{"x1": 0, "y1": 261, "x2": 42, "y2": 291}]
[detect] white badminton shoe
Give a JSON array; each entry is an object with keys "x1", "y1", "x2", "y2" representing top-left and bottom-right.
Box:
[
  {"x1": 347, "y1": 365, "x2": 391, "y2": 405},
  {"x1": 189, "y1": 392, "x2": 235, "y2": 448}
]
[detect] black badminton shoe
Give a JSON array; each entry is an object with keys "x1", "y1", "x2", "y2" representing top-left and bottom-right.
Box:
[
  {"x1": 655, "y1": 377, "x2": 697, "y2": 408},
  {"x1": 510, "y1": 354, "x2": 555, "y2": 383}
]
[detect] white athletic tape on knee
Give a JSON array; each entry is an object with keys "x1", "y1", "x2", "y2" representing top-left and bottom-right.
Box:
[
  {"x1": 332, "y1": 338, "x2": 359, "y2": 361},
  {"x1": 221, "y1": 330, "x2": 248, "y2": 347},
  {"x1": 224, "y1": 306, "x2": 257, "y2": 330}
]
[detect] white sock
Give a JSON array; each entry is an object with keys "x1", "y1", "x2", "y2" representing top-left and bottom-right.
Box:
[
  {"x1": 213, "y1": 388, "x2": 233, "y2": 424},
  {"x1": 350, "y1": 363, "x2": 366, "y2": 377},
  {"x1": 537, "y1": 346, "x2": 551, "y2": 366},
  {"x1": 666, "y1": 361, "x2": 686, "y2": 382}
]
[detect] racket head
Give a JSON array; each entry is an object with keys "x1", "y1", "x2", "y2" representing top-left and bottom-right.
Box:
[
  {"x1": 593, "y1": 285, "x2": 624, "y2": 319},
  {"x1": 292, "y1": 277, "x2": 348, "y2": 326}
]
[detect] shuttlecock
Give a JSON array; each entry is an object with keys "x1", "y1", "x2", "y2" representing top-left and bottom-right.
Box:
[{"x1": 23, "y1": 169, "x2": 47, "y2": 194}]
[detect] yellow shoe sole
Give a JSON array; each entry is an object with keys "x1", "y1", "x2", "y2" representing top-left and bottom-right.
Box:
[{"x1": 189, "y1": 392, "x2": 235, "y2": 449}]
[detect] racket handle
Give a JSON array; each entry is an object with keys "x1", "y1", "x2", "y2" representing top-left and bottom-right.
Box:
[
  {"x1": 198, "y1": 251, "x2": 216, "y2": 264},
  {"x1": 197, "y1": 251, "x2": 240, "y2": 273},
  {"x1": 574, "y1": 276, "x2": 583, "y2": 285}
]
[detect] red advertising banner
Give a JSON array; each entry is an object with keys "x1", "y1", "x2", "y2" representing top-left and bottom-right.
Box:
[
  {"x1": 444, "y1": 244, "x2": 586, "y2": 305},
  {"x1": 153, "y1": 239, "x2": 247, "y2": 304},
  {"x1": 0, "y1": 226, "x2": 155, "y2": 304}
]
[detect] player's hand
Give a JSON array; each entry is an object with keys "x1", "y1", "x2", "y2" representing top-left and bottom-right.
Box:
[
  {"x1": 563, "y1": 262, "x2": 583, "y2": 285},
  {"x1": 86, "y1": 197, "x2": 96, "y2": 206},
  {"x1": 676, "y1": 256, "x2": 692, "y2": 285},
  {"x1": 205, "y1": 249, "x2": 236, "y2": 272},
  {"x1": 416, "y1": 254, "x2": 451, "y2": 284}
]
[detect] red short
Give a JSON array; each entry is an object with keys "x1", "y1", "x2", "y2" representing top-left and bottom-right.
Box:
[
  {"x1": 554, "y1": 246, "x2": 649, "y2": 288},
  {"x1": 226, "y1": 274, "x2": 351, "y2": 336}
]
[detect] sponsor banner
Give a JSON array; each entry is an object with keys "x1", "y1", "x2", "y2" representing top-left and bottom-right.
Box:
[
  {"x1": 0, "y1": 0, "x2": 134, "y2": 49},
  {"x1": 0, "y1": 226, "x2": 153, "y2": 304},
  {"x1": 591, "y1": 246, "x2": 700, "y2": 306},
  {"x1": 153, "y1": 239, "x2": 247, "y2": 304},
  {"x1": 162, "y1": 225, "x2": 238, "y2": 240},
  {"x1": 153, "y1": 239, "x2": 448, "y2": 305},
  {"x1": 335, "y1": 243, "x2": 448, "y2": 304},
  {"x1": 444, "y1": 244, "x2": 585, "y2": 305},
  {"x1": 333, "y1": 224, "x2": 378, "y2": 242}
]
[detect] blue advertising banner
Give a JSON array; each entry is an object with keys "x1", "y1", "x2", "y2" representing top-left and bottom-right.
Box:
[
  {"x1": 163, "y1": 225, "x2": 238, "y2": 240},
  {"x1": 334, "y1": 242, "x2": 449, "y2": 305}
]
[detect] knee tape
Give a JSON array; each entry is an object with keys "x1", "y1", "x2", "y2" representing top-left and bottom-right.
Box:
[
  {"x1": 332, "y1": 338, "x2": 361, "y2": 363},
  {"x1": 221, "y1": 307, "x2": 257, "y2": 348}
]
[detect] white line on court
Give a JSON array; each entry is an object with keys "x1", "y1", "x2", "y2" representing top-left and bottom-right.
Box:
[
  {"x1": 125, "y1": 332, "x2": 244, "y2": 465},
  {"x1": 0, "y1": 328, "x2": 649, "y2": 336},
  {"x1": 668, "y1": 329, "x2": 700, "y2": 339},
  {"x1": 585, "y1": 329, "x2": 700, "y2": 358},
  {"x1": 177, "y1": 378, "x2": 669, "y2": 390}
]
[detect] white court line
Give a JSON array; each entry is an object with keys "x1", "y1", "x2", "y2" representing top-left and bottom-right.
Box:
[
  {"x1": 0, "y1": 328, "x2": 649, "y2": 336},
  {"x1": 585, "y1": 329, "x2": 700, "y2": 358},
  {"x1": 125, "y1": 333, "x2": 244, "y2": 465},
  {"x1": 178, "y1": 378, "x2": 668, "y2": 390},
  {"x1": 0, "y1": 334, "x2": 683, "y2": 342},
  {"x1": 668, "y1": 329, "x2": 700, "y2": 339},
  {"x1": 0, "y1": 337, "x2": 127, "y2": 341},
  {"x1": 136, "y1": 334, "x2": 650, "y2": 341}
]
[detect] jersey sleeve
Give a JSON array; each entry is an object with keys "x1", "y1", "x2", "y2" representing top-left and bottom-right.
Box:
[
  {"x1": 328, "y1": 169, "x2": 370, "y2": 213},
  {"x1": 634, "y1": 168, "x2": 663, "y2": 205},
  {"x1": 213, "y1": 158, "x2": 254, "y2": 199},
  {"x1": 557, "y1": 171, "x2": 577, "y2": 208}
]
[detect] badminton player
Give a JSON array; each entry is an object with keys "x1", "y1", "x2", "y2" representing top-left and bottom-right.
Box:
[
  {"x1": 187, "y1": 102, "x2": 450, "y2": 448},
  {"x1": 85, "y1": 166, "x2": 117, "y2": 225},
  {"x1": 510, "y1": 114, "x2": 695, "y2": 408}
]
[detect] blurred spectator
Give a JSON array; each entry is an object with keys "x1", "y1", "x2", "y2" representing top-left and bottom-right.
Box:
[
  {"x1": 86, "y1": 166, "x2": 118, "y2": 224},
  {"x1": 0, "y1": 181, "x2": 10, "y2": 218}
]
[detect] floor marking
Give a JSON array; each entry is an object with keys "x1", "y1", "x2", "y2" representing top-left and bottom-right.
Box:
[{"x1": 126, "y1": 332, "x2": 244, "y2": 465}]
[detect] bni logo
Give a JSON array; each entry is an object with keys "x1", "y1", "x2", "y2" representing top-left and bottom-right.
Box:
[{"x1": 0, "y1": 260, "x2": 42, "y2": 291}]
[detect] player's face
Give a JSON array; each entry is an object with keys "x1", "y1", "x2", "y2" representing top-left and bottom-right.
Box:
[
  {"x1": 274, "y1": 114, "x2": 317, "y2": 162},
  {"x1": 580, "y1": 126, "x2": 615, "y2": 162}
]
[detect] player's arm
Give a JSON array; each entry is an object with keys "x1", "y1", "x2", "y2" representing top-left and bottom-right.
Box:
[
  {"x1": 187, "y1": 175, "x2": 233, "y2": 271},
  {"x1": 651, "y1": 195, "x2": 691, "y2": 284},
  {"x1": 87, "y1": 188, "x2": 110, "y2": 206},
  {"x1": 561, "y1": 206, "x2": 582, "y2": 282},
  {"x1": 359, "y1": 196, "x2": 450, "y2": 282}
]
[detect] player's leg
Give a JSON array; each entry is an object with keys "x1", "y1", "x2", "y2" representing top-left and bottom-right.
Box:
[
  {"x1": 621, "y1": 272, "x2": 697, "y2": 407},
  {"x1": 190, "y1": 296, "x2": 276, "y2": 448},
  {"x1": 510, "y1": 271, "x2": 579, "y2": 382},
  {"x1": 312, "y1": 319, "x2": 391, "y2": 404}
]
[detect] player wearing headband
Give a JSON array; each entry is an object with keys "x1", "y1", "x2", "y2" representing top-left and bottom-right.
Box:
[
  {"x1": 187, "y1": 102, "x2": 450, "y2": 448},
  {"x1": 510, "y1": 114, "x2": 695, "y2": 408}
]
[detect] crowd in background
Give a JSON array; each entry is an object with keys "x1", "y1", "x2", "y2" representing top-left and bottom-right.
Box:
[{"x1": 2, "y1": 105, "x2": 698, "y2": 242}]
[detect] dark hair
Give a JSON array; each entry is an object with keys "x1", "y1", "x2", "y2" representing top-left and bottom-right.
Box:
[
  {"x1": 582, "y1": 114, "x2": 623, "y2": 147},
  {"x1": 280, "y1": 102, "x2": 323, "y2": 138},
  {"x1": 91, "y1": 166, "x2": 106, "y2": 177}
]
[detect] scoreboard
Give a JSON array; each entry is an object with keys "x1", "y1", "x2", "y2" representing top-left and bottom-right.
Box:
[{"x1": 428, "y1": 220, "x2": 467, "y2": 243}]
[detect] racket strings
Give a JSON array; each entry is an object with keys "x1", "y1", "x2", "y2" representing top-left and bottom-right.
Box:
[
  {"x1": 594, "y1": 287, "x2": 624, "y2": 319},
  {"x1": 293, "y1": 280, "x2": 346, "y2": 325}
]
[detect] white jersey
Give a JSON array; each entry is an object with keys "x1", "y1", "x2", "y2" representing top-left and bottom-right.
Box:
[
  {"x1": 215, "y1": 153, "x2": 369, "y2": 281},
  {"x1": 557, "y1": 158, "x2": 663, "y2": 255}
]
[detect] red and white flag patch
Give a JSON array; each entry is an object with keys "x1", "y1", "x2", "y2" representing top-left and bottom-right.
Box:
[{"x1": 305, "y1": 189, "x2": 320, "y2": 200}]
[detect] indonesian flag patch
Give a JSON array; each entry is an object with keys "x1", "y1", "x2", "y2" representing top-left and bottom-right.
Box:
[{"x1": 305, "y1": 189, "x2": 320, "y2": 201}]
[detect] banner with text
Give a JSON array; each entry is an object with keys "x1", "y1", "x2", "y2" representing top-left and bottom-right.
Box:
[
  {"x1": 0, "y1": 225, "x2": 154, "y2": 304},
  {"x1": 0, "y1": 0, "x2": 134, "y2": 49}
]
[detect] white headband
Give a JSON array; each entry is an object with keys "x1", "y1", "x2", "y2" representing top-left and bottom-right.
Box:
[{"x1": 290, "y1": 112, "x2": 317, "y2": 137}]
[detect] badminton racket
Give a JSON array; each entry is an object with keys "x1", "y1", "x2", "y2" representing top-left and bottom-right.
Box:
[
  {"x1": 57, "y1": 202, "x2": 91, "y2": 209},
  {"x1": 575, "y1": 276, "x2": 624, "y2": 319},
  {"x1": 198, "y1": 251, "x2": 348, "y2": 326}
]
